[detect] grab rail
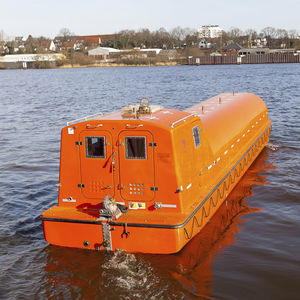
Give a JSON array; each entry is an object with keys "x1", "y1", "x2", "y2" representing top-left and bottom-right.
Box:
[
  {"x1": 126, "y1": 124, "x2": 143, "y2": 129},
  {"x1": 67, "y1": 112, "x2": 103, "y2": 126},
  {"x1": 86, "y1": 124, "x2": 103, "y2": 129},
  {"x1": 170, "y1": 114, "x2": 196, "y2": 128}
]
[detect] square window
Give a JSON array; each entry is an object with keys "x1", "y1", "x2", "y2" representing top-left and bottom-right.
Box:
[
  {"x1": 86, "y1": 136, "x2": 105, "y2": 158},
  {"x1": 193, "y1": 126, "x2": 201, "y2": 148},
  {"x1": 125, "y1": 137, "x2": 146, "y2": 159}
]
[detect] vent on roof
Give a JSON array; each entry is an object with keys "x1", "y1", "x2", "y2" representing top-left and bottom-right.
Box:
[{"x1": 121, "y1": 98, "x2": 163, "y2": 119}]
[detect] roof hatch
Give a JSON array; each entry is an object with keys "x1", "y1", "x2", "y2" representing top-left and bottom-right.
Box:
[{"x1": 121, "y1": 98, "x2": 163, "y2": 118}]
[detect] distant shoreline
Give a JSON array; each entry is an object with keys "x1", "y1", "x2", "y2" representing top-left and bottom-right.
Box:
[
  {"x1": 0, "y1": 61, "x2": 180, "y2": 70},
  {"x1": 1, "y1": 59, "x2": 299, "y2": 70},
  {"x1": 57, "y1": 61, "x2": 180, "y2": 68}
]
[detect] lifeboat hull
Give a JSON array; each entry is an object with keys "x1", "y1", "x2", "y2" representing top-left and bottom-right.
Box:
[{"x1": 42, "y1": 109, "x2": 271, "y2": 254}]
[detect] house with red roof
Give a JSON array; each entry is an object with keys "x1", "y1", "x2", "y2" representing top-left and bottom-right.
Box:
[{"x1": 40, "y1": 40, "x2": 56, "y2": 51}]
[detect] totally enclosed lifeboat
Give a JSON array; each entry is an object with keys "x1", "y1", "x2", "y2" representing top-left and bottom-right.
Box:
[{"x1": 41, "y1": 93, "x2": 271, "y2": 254}]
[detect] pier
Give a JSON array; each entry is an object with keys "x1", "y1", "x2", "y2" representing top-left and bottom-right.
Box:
[{"x1": 189, "y1": 52, "x2": 300, "y2": 65}]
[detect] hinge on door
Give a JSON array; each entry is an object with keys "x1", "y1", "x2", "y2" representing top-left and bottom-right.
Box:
[
  {"x1": 119, "y1": 184, "x2": 126, "y2": 190},
  {"x1": 149, "y1": 142, "x2": 157, "y2": 147},
  {"x1": 75, "y1": 141, "x2": 82, "y2": 145},
  {"x1": 78, "y1": 184, "x2": 85, "y2": 188},
  {"x1": 150, "y1": 186, "x2": 158, "y2": 191}
]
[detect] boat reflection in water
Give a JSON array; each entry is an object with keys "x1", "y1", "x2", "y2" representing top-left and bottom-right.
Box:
[
  {"x1": 39, "y1": 148, "x2": 274, "y2": 299},
  {"x1": 148, "y1": 147, "x2": 275, "y2": 298}
]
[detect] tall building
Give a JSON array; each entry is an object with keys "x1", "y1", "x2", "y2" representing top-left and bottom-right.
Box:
[{"x1": 199, "y1": 25, "x2": 222, "y2": 39}]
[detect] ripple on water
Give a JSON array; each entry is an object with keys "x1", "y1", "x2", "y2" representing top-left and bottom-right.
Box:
[
  {"x1": 101, "y1": 251, "x2": 184, "y2": 299},
  {"x1": 0, "y1": 64, "x2": 300, "y2": 299}
]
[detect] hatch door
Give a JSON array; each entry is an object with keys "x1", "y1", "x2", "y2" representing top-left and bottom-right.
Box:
[
  {"x1": 79, "y1": 130, "x2": 114, "y2": 199},
  {"x1": 118, "y1": 130, "x2": 155, "y2": 201}
]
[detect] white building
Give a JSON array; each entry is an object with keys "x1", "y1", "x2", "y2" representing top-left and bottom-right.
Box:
[
  {"x1": 199, "y1": 25, "x2": 222, "y2": 39},
  {"x1": 140, "y1": 48, "x2": 162, "y2": 55},
  {"x1": 88, "y1": 47, "x2": 120, "y2": 61},
  {"x1": 40, "y1": 40, "x2": 56, "y2": 51},
  {"x1": 199, "y1": 39, "x2": 214, "y2": 48},
  {"x1": 0, "y1": 53, "x2": 65, "y2": 68},
  {"x1": 0, "y1": 53, "x2": 65, "y2": 62}
]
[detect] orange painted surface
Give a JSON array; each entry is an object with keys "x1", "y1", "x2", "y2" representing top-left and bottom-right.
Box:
[{"x1": 42, "y1": 93, "x2": 271, "y2": 253}]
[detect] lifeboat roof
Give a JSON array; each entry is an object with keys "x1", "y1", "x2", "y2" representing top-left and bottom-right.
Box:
[
  {"x1": 66, "y1": 93, "x2": 267, "y2": 154},
  {"x1": 186, "y1": 93, "x2": 268, "y2": 154},
  {"x1": 66, "y1": 106, "x2": 196, "y2": 130}
]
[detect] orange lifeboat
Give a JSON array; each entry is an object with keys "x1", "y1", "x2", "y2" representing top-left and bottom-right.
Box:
[{"x1": 41, "y1": 93, "x2": 271, "y2": 254}]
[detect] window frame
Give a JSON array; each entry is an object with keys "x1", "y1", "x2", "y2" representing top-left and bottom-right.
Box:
[
  {"x1": 85, "y1": 136, "x2": 106, "y2": 158},
  {"x1": 192, "y1": 125, "x2": 201, "y2": 148},
  {"x1": 125, "y1": 136, "x2": 147, "y2": 160}
]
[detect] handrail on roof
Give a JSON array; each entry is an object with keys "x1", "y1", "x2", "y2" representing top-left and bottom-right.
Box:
[
  {"x1": 66, "y1": 112, "x2": 103, "y2": 126},
  {"x1": 170, "y1": 114, "x2": 196, "y2": 128}
]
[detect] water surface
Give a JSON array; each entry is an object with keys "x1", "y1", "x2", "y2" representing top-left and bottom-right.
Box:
[{"x1": 0, "y1": 64, "x2": 299, "y2": 299}]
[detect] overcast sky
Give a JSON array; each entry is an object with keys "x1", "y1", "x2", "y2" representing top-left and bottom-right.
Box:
[{"x1": 1, "y1": 0, "x2": 299, "y2": 38}]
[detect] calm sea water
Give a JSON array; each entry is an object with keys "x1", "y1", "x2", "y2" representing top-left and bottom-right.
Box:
[{"x1": 0, "y1": 64, "x2": 299, "y2": 299}]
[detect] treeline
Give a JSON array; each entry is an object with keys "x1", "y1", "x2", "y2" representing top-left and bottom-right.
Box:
[
  {"x1": 102, "y1": 27, "x2": 195, "y2": 49},
  {"x1": 101, "y1": 26, "x2": 300, "y2": 50},
  {"x1": 223, "y1": 27, "x2": 300, "y2": 49},
  {"x1": 4, "y1": 35, "x2": 49, "y2": 54},
  {"x1": 1, "y1": 26, "x2": 299, "y2": 58}
]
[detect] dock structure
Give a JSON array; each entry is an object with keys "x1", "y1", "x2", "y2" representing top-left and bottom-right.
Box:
[
  {"x1": 0, "y1": 53, "x2": 65, "y2": 69},
  {"x1": 189, "y1": 52, "x2": 300, "y2": 65}
]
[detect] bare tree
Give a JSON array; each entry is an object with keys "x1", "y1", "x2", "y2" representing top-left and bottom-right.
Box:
[
  {"x1": 58, "y1": 28, "x2": 75, "y2": 42},
  {"x1": 261, "y1": 27, "x2": 277, "y2": 47},
  {"x1": 261, "y1": 27, "x2": 277, "y2": 38},
  {"x1": 97, "y1": 26, "x2": 299, "y2": 53},
  {"x1": 275, "y1": 29, "x2": 288, "y2": 39},
  {"x1": 288, "y1": 30, "x2": 299, "y2": 48},
  {"x1": 118, "y1": 30, "x2": 135, "y2": 49},
  {"x1": 170, "y1": 26, "x2": 186, "y2": 46},
  {"x1": 228, "y1": 27, "x2": 243, "y2": 41},
  {"x1": 245, "y1": 28, "x2": 258, "y2": 39},
  {"x1": 288, "y1": 29, "x2": 299, "y2": 39},
  {"x1": 184, "y1": 33, "x2": 199, "y2": 47},
  {"x1": 135, "y1": 28, "x2": 151, "y2": 48},
  {"x1": 182, "y1": 27, "x2": 197, "y2": 38},
  {"x1": 152, "y1": 28, "x2": 173, "y2": 48}
]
